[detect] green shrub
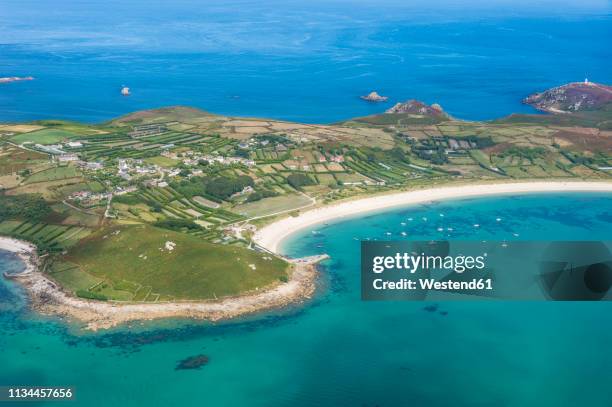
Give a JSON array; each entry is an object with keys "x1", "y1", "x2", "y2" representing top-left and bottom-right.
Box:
[
  {"x1": 286, "y1": 173, "x2": 315, "y2": 189},
  {"x1": 0, "y1": 194, "x2": 51, "y2": 222},
  {"x1": 153, "y1": 218, "x2": 202, "y2": 231}
]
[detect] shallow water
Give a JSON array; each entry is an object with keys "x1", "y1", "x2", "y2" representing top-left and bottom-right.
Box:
[{"x1": 1, "y1": 192, "x2": 611, "y2": 406}]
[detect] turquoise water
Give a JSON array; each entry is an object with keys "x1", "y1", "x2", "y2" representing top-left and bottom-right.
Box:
[
  {"x1": 1, "y1": 193, "x2": 611, "y2": 406},
  {"x1": 1, "y1": 1, "x2": 611, "y2": 123}
]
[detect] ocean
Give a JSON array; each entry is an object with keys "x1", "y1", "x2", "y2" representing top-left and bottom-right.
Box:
[
  {"x1": 1, "y1": 192, "x2": 611, "y2": 406},
  {"x1": 0, "y1": 1, "x2": 611, "y2": 124}
]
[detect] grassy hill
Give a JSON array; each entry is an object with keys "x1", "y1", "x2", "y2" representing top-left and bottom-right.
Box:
[{"x1": 50, "y1": 225, "x2": 288, "y2": 302}]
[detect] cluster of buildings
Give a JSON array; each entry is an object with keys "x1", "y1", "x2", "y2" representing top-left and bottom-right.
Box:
[
  {"x1": 117, "y1": 158, "x2": 160, "y2": 180},
  {"x1": 31, "y1": 141, "x2": 92, "y2": 162},
  {"x1": 161, "y1": 149, "x2": 255, "y2": 167},
  {"x1": 237, "y1": 138, "x2": 271, "y2": 149},
  {"x1": 230, "y1": 185, "x2": 254, "y2": 199},
  {"x1": 68, "y1": 190, "x2": 110, "y2": 206},
  {"x1": 446, "y1": 138, "x2": 477, "y2": 151},
  {"x1": 317, "y1": 154, "x2": 345, "y2": 163}
]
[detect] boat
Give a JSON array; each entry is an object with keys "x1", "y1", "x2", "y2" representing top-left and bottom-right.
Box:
[{"x1": 121, "y1": 86, "x2": 130, "y2": 96}]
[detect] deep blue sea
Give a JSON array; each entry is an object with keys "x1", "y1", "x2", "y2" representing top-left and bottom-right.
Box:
[
  {"x1": 0, "y1": 0, "x2": 611, "y2": 123},
  {"x1": 1, "y1": 193, "x2": 612, "y2": 406}
]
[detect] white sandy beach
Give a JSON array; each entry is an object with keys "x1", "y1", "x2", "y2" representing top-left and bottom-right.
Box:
[
  {"x1": 253, "y1": 181, "x2": 612, "y2": 254},
  {"x1": 0, "y1": 236, "x2": 37, "y2": 254},
  {"x1": 0, "y1": 236, "x2": 39, "y2": 273}
]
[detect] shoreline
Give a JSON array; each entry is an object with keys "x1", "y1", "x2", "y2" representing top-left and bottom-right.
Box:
[
  {"x1": 0, "y1": 236, "x2": 323, "y2": 330},
  {"x1": 3, "y1": 181, "x2": 612, "y2": 330},
  {"x1": 253, "y1": 181, "x2": 612, "y2": 253}
]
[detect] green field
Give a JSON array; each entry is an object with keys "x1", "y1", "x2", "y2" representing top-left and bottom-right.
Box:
[
  {"x1": 60, "y1": 225, "x2": 288, "y2": 301},
  {"x1": 144, "y1": 156, "x2": 180, "y2": 167},
  {"x1": 233, "y1": 193, "x2": 313, "y2": 218},
  {"x1": 25, "y1": 166, "x2": 80, "y2": 183},
  {"x1": 0, "y1": 220, "x2": 92, "y2": 250},
  {"x1": 0, "y1": 145, "x2": 48, "y2": 175},
  {"x1": 10, "y1": 128, "x2": 79, "y2": 145}
]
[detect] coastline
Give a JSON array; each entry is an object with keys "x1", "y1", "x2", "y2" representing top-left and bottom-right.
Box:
[
  {"x1": 253, "y1": 181, "x2": 612, "y2": 253},
  {"x1": 0, "y1": 237, "x2": 40, "y2": 274},
  {"x1": 3, "y1": 181, "x2": 612, "y2": 330}
]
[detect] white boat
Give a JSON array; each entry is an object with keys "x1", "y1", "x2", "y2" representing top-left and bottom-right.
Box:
[{"x1": 121, "y1": 86, "x2": 130, "y2": 96}]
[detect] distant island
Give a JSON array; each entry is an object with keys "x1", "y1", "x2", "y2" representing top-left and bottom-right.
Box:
[
  {"x1": 360, "y1": 91, "x2": 388, "y2": 102},
  {"x1": 0, "y1": 81, "x2": 610, "y2": 329}
]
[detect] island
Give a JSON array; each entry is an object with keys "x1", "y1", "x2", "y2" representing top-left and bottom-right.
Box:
[
  {"x1": 360, "y1": 91, "x2": 388, "y2": 102},
  {"x1": 0, "y1": 82, "x2": 611, "y2": 329}
]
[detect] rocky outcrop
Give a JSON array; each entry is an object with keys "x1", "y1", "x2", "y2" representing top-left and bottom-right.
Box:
[
  {"x1": 385, "y1": 99, "x2": 447, "y2": 117},
  {"x1": 523, "y1": 81, "x2": 612, "y2": 114},
  {"x1": 360, "y1": 91, "x2": 388, "y2": 102}
]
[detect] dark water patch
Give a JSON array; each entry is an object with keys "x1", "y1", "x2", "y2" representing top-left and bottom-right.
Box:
[
  {"x1": 422, "y1": 304, "x2": 439, "y2": 313},
  {"x1": 596, "y1": 211, "x2": 612, "y2": 223},
  {"x1": 175, "y1": 354, "x2": 209, "y2": 370}
]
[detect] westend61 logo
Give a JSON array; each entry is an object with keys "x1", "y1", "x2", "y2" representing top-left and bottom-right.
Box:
[{"x1": 361, "y1": 241, "x2": 612, "y2": 301}]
